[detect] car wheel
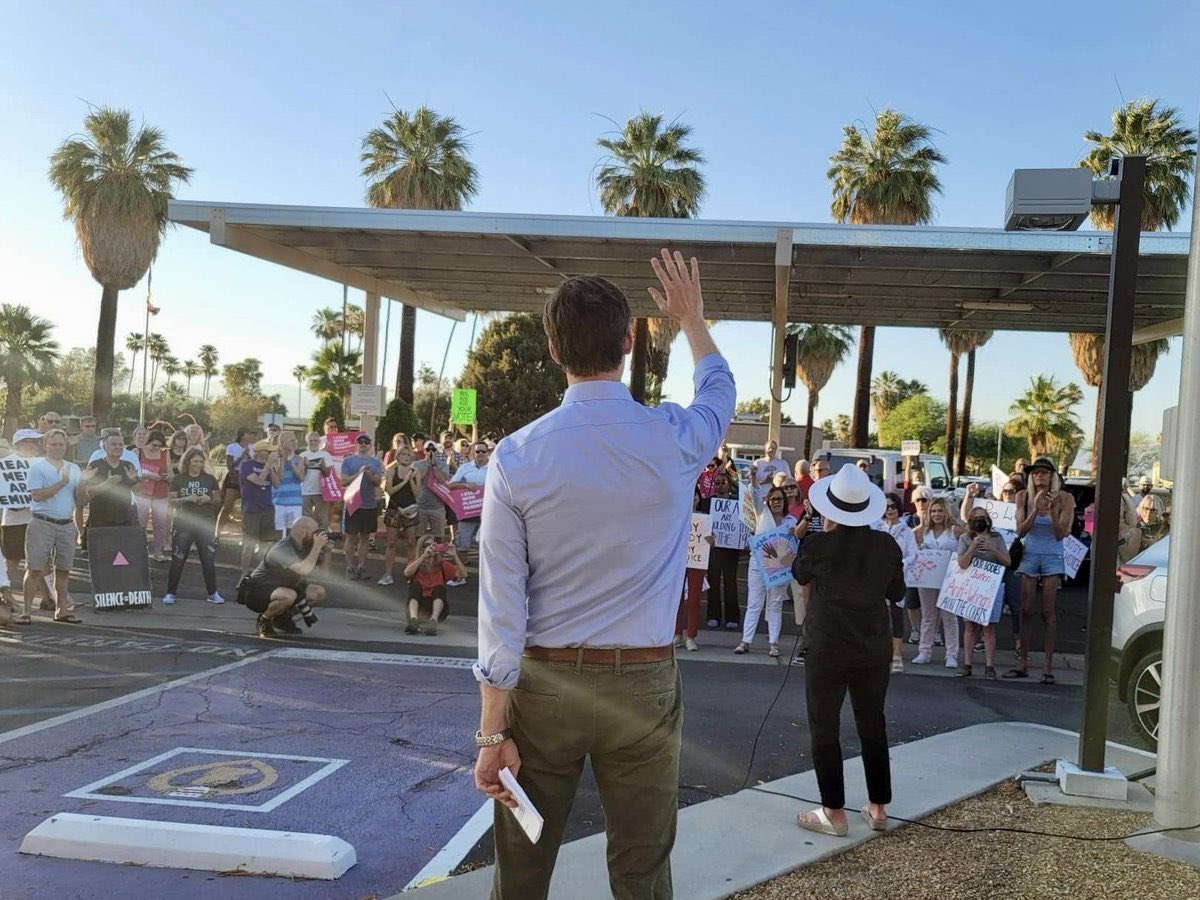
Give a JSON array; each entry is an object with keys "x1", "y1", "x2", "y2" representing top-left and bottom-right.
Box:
[{"x1": 1127, "y1": 649, "x2": 1163, "y2": 750}]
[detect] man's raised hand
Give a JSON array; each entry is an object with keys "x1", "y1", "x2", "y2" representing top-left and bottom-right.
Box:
[{"x1": 649, "y1": 249, "x2": 704, "y2": 324}]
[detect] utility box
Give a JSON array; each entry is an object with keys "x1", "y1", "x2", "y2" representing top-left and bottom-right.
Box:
[{"x1": 1005, "y1": 168, "x2": 1093, "y2": 231}]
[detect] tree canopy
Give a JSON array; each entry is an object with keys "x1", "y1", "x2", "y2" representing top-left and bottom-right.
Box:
[
  {"x1": 878, "y1": 394, "x2": 948, "y2": 451},
  {"x1": 458, "y1": 313, "x2": 566, "y2": 436}
]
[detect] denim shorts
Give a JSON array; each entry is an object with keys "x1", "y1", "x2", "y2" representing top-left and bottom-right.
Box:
[{"x1": 1018, "y1": 549, "x2": 1065, "y2": 578}]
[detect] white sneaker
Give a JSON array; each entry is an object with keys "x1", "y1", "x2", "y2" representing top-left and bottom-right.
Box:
[
  {"x1": 945, "y1": 657, "x2": 958, "y2": 669},
  {"x1": 162, "y1": 593, "x2": 175, "y2": 605},
  {"x1": 891, "y1": 657, "x2": 904, "y2": 674},
  {"x1": 685, "y1": 637, "x2": 698, "y2": 652},
  {"x1": 446, "y1": 577, "x2": 467, "y2": 587},
  {"x1": 207, "y1": 593, "x2": 225, "y2": 604},
  {"x1": 377, "y1": 574, "x2": 395, "y2": 586},
  {"x1": 912, "y1": 652, "x2": 932, "y2": 664}
]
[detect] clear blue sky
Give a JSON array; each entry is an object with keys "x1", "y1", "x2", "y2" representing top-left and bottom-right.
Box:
[{"x1": 3, "y1": 0, "x2": 1197, "y2": 440}]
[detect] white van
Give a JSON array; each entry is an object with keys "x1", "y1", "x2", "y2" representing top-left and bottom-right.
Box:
[{"x1": 813, "y1": 448, "x2": 954, "y2": 499}]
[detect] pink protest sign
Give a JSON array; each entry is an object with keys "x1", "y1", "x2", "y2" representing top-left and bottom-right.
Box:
[
  {"x1": 343, "y1": 471, "x2": 365, "y2": 517},
  {"x1": 429, "y1": 479, "x2": 485, "y2": 520},
  {"x1": 324, "y1": 431, "x2": 363, "y2": 460}
]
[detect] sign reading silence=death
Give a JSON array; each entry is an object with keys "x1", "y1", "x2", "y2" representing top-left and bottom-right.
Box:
[{"x1": 87, "y1": 526, "x2": 152, "y2": 609}]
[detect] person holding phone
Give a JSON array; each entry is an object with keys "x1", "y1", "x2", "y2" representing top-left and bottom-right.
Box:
[{"x1": 403, "y1": 535, "x2": 466, "y2": 636}]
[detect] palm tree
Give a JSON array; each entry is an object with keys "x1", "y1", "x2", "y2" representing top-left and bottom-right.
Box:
[
  {"x1": 181, "y1": 359, "x2": 199, "y2": 395},
  {"x1": 197, "y1": 344, "x2": 218, "y2": 400},
  {"x1": 291, "y1": 364, "x2": 309, "y2": 418},
  {"x1": 343, "y1": 304, "x2": 365, "y2": 353},
  {"x1": 870, "y1": 370, "x2": 927, "y2": 431},
  {"x1": 828, "y1": 109, "x2": 946, "y2": 446},
  {"x1": 1069, "y1": 100, "x2": 1196, "y2": 476},
  {"x1": 360, "y1": 106, "x2": 478, "y2": 405},
  {"x1": 311, "y1": 307, "x2": 344, "y2": 343},
  {"x1": 161, "y1": 354, "x2": 181, "y2": 389},
  {"x1": 125, "y1": 332, "x2": 144, "y2": 393},
  {"x1": 1007, "y1": 375, "x2": 1084, "y2": 458},
  {"x1": 939, "y1": 328, "x2": 993, "y2": 474},
  {"x1": 956, "y1": 339, "x2": 991, "y2": 475},
  {"x1": 0, "y1": 305, "x2": 60, "y2": 434},
  {"x1": 597, "y1": 112, "x2": 706, "y2": 403},
  {"x1": 145, "y1": 333, "x2": 169, "y2": 393},
  {"x1": 791, "y1": 323, "x2": 855, "y2": 458},
  {"x1": 48, "y1": 107, "x2": 192, "y2": 421},
  {"x1": 307, "y1": 343, "x2": 362, "y2": 414}
]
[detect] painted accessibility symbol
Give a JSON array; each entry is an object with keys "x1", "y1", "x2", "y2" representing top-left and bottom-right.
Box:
[{"x1": 147, "y1": 758, "x2": 279, "y2": 798}]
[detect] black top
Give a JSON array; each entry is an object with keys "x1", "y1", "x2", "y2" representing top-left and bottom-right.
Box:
[
  {"x1": 171, "y1": 473, "x2": 220, "y2": 528},
  {"x1": 792, "y1": 526, "x2": 905, "y2": 665},
  {"x1": 84, "y1": 458, "x2": 139, "y2": 527},
  {"x1": 248, "y1": 538, "x2": 306, "y2": 592}
]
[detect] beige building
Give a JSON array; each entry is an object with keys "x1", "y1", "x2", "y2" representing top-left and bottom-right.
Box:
[{"x1": 722, "y1": 417, "x2": 822, "y2": 469}]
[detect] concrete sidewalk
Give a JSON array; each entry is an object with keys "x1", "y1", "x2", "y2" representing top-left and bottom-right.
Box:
[{"x1": 405, "y1": 722, "x2": 1154, "y2": 899}]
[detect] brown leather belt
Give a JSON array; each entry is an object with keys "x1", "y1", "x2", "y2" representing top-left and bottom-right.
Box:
[{"x1": 523, "y1": 645, "x2": 674, "y2": 665}]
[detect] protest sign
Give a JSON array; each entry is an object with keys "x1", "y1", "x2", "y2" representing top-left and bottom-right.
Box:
[
  {"x1": 904, "y1": 548, "x2": 953, "y2": 589},
  {"x1": 710, "y1": 497, "x2": 746, "y2": 549},
  {"x1": 973, "y1": 498, "x2": 1018, "y2": 532},
  {"x1": 1083, "y1": 505, "x2": 1095, "y2": 535},
  {"x1": 343, "y1": 471, "x2": 365, "y2": 518},
  {"x1": 324, "y1": 432, "x2": 362, "y2": 460},
  {"x1": 997, "y1": 528, "x2": 1018, "y2": 550},
  {"x1": 0, "y1": 456, "x2": 32, "y2": 510},
  {"x1": 429, "y1": 479, "x2": 485, "y2": 520},
  {"x1": 88, "y1": 526, "x2": 152, "y2": 610},
  {"x1": 1063, "y1": 535, "x2": 1088, "y2": 579},
  {"x1": 687, "y1": 513, "x2": 712, "y2": 569},
  {"x1": 451, "y1": 388, "x2": 477, "y2": 425},
  {"x1": 749, "y1": 524, "x2": 799, "y2": 589},
  {"x1": 901, "y1": 440, "x2": 921, "y2": 456},
  {"x1": 738, "y1": 482, "x2": 757, "y2": 533},
  {"x1": 937, "y1": 558, "x2": 1005, "y2": 626},
  {"x1": 991, "y1": 465, "x2": 1009, "y2": 499}
]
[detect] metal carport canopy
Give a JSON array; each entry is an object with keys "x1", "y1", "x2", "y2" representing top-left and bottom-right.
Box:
[{"x1": 167, "y1": 200, "x2": 1189, "y2": 335}]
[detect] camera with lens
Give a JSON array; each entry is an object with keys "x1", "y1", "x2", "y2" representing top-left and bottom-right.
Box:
[{"x1": 293, "y1": 594, "x2": 318, "y2": 627}]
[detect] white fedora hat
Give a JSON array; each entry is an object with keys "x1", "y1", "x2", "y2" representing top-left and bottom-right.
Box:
[{"x1": 808, "y1": 464, "x2": 887, "y2": 527}]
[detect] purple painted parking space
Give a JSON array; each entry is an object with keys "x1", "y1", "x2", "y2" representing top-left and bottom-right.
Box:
[{"x1": 0, "y1": 653, "x2": 484, "y2": 899}]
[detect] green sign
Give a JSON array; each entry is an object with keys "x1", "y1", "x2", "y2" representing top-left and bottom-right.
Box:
[{"x1": 451, "y1": 388, "x2": 478, "y2": 425}]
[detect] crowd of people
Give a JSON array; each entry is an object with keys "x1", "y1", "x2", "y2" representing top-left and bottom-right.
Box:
[{"x1": 0, "y1": 411, "x2": 490, "y2": 638}]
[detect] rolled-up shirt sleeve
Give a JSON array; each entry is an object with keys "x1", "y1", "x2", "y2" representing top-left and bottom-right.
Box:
[
  {"x1": 660, "y1": 353, "x2": 737, "y2": 474},
  {"x1": 473, "y1": 452, "x2": 529, "y2": 690}
]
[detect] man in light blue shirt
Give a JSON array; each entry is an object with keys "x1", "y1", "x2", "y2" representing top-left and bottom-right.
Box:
[
  {"x1": 472, "y1": 250, "x2": 735, "y2": 899},
  {"x1": 25, "y1": 429, "x2": 82, "y2": 622}
]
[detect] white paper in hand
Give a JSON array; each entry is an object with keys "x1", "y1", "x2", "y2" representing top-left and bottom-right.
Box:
[{"x1": 499, "y1": 766, "x2": 543, "y2": 844}]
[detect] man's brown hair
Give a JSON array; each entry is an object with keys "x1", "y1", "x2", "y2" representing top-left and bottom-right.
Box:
[{"x1": 542, "y1": 275, "x2": 631, "y2": 376}]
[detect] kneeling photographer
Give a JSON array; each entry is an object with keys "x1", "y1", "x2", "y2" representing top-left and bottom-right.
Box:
[{"x1": 239, "y1": 516, "x2": 328, "y2": 638}]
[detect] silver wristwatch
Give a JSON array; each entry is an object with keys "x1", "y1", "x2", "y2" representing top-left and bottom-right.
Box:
[{"x1": 475, "y1": 729, "x2": 511, "y2": 748}]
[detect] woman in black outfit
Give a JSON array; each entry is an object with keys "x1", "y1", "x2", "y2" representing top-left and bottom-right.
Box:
[
  {"x1": 704, "y1": 468, "x2": 742, "y2": 630},
  {"x1": 792, "y1": 465, "x2": 905, "y2": 837}
]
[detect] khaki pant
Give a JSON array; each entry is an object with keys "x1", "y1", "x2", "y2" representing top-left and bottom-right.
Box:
[{"x1": 492, "y1": 655, "x2": 682, "y2": 900}]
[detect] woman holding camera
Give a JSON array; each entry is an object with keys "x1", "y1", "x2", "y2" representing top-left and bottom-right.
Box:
[
  {"x1": 956, "y1": 506, "x2": 1011, "y2": 679},
  {"x1": 402, "y1": 535, "x2": 466, "y2": 636}
]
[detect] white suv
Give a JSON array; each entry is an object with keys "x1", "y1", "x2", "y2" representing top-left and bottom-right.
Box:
[{"x1": 1110, "y1": 535, "x2": 1170, "y2": 748}]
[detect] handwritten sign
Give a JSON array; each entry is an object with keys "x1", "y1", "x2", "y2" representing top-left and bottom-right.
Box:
[
  {"x1": 711, "y1": 497, "x2": 746, "y2": 550},
  {"x1": 937, "y1": 558, "x2": 1005, "y2": 626},
  {"x1": 0, "y1": 456, "x2": 31, "y2": 508},
  {"x1": 904, "y1": 548, "x2": 953, "y2": 589},
  {"x1": 973, "y1": 499, "x2": 1018, "y2": 533},
  {"x1": 1063, "y1": 534, "x2": 1088, "y2": 579},
  {"x1": 901, "y1": 440, "x2": 921, "y2": 456},
  {"x1": 451, "y1": 388, "x2": 477, "y2": 425},
  {"x1": 749, "y1": 524, "x2": 798, "y2": 589},
  {"x1": 428, "y1": 479, "x2": 485, "y2": 519},
  {"x1": 738, "y1": 482, "x2": 758, "y2": 534},
  {"x1": 687, "y1": 513, "x2": 712, "y2": 570}
]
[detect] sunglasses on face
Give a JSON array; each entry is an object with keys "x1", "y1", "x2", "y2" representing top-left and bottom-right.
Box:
[
  {"x1": 886, "y1": 503, "x2": 898, "y2": 510},
  {"x1": 915, "y1": 499, "x2": 929, "y2": 504}
]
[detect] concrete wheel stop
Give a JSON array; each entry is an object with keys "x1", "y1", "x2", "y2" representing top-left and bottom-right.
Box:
[{"x1": 19, "y1": 812, "x2": 357, "y2": 880}]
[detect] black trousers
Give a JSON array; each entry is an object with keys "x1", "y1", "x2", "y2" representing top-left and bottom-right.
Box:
[
  {"x1": 706, "y1": 547, "x2": 741, "y2": 623},
  {"x1": 166, "y1": 526, "x2": 217, "y2": 595},
  {"x1": 805, "y1": 654, "x2": 892, "y2": 810}
]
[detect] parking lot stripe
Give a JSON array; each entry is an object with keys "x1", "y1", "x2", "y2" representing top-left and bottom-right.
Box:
[{"x1": 403, "y1": 799, "x2": 493, "y2": 891}]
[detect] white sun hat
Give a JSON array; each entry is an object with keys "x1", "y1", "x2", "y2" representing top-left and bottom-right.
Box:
[{"x1": 808, "y1": 464, "x2": 887, "y2": 528}]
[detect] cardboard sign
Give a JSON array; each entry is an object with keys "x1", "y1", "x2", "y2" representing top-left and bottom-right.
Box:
[
  {"x1": 428, "y1": 479, "x2": 485, "y2": 520},
  {"x1": 324, "y1": 432, "x2": 363, "y2": 460},
  {"x1": 749, "y1": 524, "x2": 799, "y2": 589},
  {"x1": 738, "y1": 482, "x2": 758, "y2": 534},
  {"x1": 451, "y1": 388, "x2": 477, "y2": 425},
  {"x1": 687, "y1": 513, "x2": 712, "y2": 570},
  {"x1": 710, "y1": 497, "x2": 746, "y2": 550},
  {"x1": 937, "y1": 558, "x2": 1005, "y2": 626},
  {"x1": 1063, "y1": 534, "x2": 1089, "y2": 579},
  {"x1": 901, "y1": 440, "x2": 921, "y2": 456},
  {"x1": 0, "y1": 456, "x2": 32, "y2": 509},
  {"x1": 973, "y1": 498, "x2": 1018, "y2": 533},
  {"x1": 87, "y1": 526, "x2": 152, "y2": 610},
  {"x1": 904, "y1": 548, "x2": 954, "y2": 589}
]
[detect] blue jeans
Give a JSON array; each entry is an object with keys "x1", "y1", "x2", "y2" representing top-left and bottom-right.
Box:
[{"x1": 454, "y1": 518, "x2": 480, "y2": 552}]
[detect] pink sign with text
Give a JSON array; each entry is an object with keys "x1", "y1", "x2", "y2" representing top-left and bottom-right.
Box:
[{"x1": 429, "y1": 479, "x2": 485, "y2": 520}]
